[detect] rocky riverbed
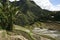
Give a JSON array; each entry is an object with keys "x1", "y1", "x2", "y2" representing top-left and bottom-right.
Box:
[{"x1": 32, "y1": 27, "x2": 60, "y2": 40}]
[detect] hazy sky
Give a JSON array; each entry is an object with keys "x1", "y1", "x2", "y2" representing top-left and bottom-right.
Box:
[
  {"x1": 33, "y1": 0, "x2": 60, "y2": 11},
  {"x1": 50, "y1": 0, "x2": 60, "y2": 5},
  {"x1": 9, "y1": 0, "x2": 60, "y2": 11}
]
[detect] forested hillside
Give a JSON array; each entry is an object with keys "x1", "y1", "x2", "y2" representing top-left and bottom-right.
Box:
[{"x1": 10, "y1": 0, "x2": 60, "y2": 26}]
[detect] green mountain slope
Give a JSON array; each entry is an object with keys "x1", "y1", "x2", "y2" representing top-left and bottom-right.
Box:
[
  {"x1": 13, "y1": 0, "x2": 43, "y2": 26},
  {"x1": 10, "y1": 0, "x2": 60, "y2": 26}
]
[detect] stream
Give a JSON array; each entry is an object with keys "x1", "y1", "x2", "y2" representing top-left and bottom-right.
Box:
[{"x1": 32, "y1": 27, "x2": 60, "y2": 40}]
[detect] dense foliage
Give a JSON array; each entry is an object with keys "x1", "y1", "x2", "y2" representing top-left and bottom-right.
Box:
[
  {"x1": 0, "y1": 0, "x2": 19, "y2": 31},
  {"x1": 13, "y1": 0, "x2": 60, "y2": 26},
  {"x1": 0, "y1": 0, "x2": 60, "y2": 30}
]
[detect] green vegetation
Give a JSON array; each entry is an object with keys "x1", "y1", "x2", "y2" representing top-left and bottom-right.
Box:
[
  {"x1": 0, "y1": 0, "x2": 60, "y2": 40},
  {"x1": 0, "y1": 0, "x2": 19, "y2": 31}
]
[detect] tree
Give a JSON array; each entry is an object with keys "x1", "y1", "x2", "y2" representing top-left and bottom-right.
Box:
[{"x1": 0, "y1": 0, "x2": 19, "y2": 31}]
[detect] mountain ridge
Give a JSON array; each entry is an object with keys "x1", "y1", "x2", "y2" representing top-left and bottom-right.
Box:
[{"x1": 9, "y1": 0, "x2": 60, "y2": 26}]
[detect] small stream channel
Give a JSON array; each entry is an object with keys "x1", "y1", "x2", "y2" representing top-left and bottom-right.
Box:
[{"x1": 32, "y1": 27, "x2": 60, "y2": 40}]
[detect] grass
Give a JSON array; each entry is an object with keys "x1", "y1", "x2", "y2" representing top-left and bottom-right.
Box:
[
  {"x1": 0, "y1": 21, "x2": 59, "y2": 40},
  {"x1": 13, "y1": 25, "x2": 36, "y2": 40},
  {"x1": 13, "y1": 24, "x2": 56, "y2": 40}
]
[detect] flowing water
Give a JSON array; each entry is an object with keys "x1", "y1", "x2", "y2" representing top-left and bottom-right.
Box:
[{"x1": 32, "y1": 27, "x2": 60, "y2": 40}]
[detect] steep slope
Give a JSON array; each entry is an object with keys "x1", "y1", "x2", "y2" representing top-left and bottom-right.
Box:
[
  {"x1": 13, "y1": 0, "x2": 43, "y2": 26},
  {"x1": 10, "y1": 0, "x2": 60, "y2": 26}
]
